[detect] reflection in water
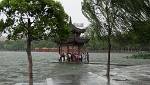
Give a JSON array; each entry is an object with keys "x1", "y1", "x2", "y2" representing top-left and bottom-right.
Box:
[
  {"x1": 107, "y1": 76, "x2": 110, "y2": 85},
  {"x1": 50, "y1": 63, "x2": 91, "y2": 85}
]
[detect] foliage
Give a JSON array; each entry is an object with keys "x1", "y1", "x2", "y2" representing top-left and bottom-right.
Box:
[
  {"x1": 0, "y1": 41, "x2": 4, "y2": 49},
  {"x1": 111, "y1": 19, "x2": 150, "y2": 50},
  {"x1": 83, "y1": 0, "x2": 150, "y2": 52},
  {"x1": 0, "y1": 0, "x2": 69, "y2": 41},
  {"x1": 112, "y1": 0, "x2": 150, "y2": 20},
  {"x1": 0, "y1": 19, "x2": 5, "y2": 36},
  {"x1": 130, "y1": 19, "x2": 150, "y2": 45},
  {"x1": 3, "y1": 40, "x2": 25, "y2": 51},
  {"x1": 31, "y1": 39, "x2": 57, "y2": 48},
  {"x1": 126, "y1": 52, "x2": 150, "y2": 59},
  {"x1": 0, "y1": 39, "x2": 57, "y2": 51},
  {"x1": 82, "y1": 0, "x2": 134, "y2": 36},
  {"x1": 82, "y1": 0, "x2": 150, "y2": 77},
  {"x1": 111, "y1": 31, "x2": 135, "y2": 48}
]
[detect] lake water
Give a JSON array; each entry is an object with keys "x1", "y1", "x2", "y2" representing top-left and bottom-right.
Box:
[{"x1": 0, "y1": 51, "x2": 150, "y2": 85}]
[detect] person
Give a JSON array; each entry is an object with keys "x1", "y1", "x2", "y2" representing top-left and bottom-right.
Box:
[
  {"x1": 75, "y1": 53, "x2": 79, "y2": 62},
  {"x1": 82, "y1": 53, "x2": 86, "y2": 63},
  {"x1": 86, "y1": 52, "x2": 89, "y2": 63},
  {"x1": 68, "y1": 53, "x2": 71, "y2": 62},
  {"x1": 61, "y1": 53, "x2": 65, "y2": 62},
  {"x1": 79, "y1": 53, "x2": 82, "y2": 62},
  {"x1": 65, "y1": 53, "x2": 69, "y2": 62},
  {"x1": 58, "y1": 54, "x2": 62, "y2": 62},
  {"x1": 71, "y1": 53, "x2": 74, "y2": 62}
]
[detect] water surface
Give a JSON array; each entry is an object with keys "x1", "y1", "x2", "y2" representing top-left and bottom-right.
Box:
[{"x1": 0, "y1": 51, "x2": 150, "y2": 85}]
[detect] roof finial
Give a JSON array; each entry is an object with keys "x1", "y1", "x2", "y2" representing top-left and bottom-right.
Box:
[{"x1": 69, "y1": 17, "x2": 72, "y2": 24}]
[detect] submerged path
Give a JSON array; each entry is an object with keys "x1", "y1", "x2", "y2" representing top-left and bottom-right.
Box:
[
  {"x1": 109, "y1": 64, "x2": 150, "y2": 85},
  {"x1": 48, "y1": 64, "x2": 150, "y2": 85},
  {"x1": 15, "y1": 64, "x2": 150, "y2": 85},
  {"x1": 51, "y1": 61, "x2": 133, "y2": 66}
]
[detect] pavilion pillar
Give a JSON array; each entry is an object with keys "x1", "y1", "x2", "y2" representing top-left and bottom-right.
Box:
[
  {"x1": 67, "y1": 46, "x2": 69, "y2": 53},
  {"x1": 59, "y1": 46, "x2": 61, "y2": 54},
  {"x1": 60, "y1": 46, "x2": 62, "y2": 54},
  {"x1": 78, "y1": 46, "x2": 80, "y2": 54},
  {"x1": 72, "y1": 45, "x2": 74, "y2": 54}
]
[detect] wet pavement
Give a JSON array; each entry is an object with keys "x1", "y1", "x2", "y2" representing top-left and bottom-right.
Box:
[
  {"x1": 109, "y1": 64, "x2": 150, "y2": 85},
  {"x1": 45, "y1": 64, "x2": 150, "y2": 85},
  {"x1": 16, "y1": 64, "x2": 150, "y2": 85}
]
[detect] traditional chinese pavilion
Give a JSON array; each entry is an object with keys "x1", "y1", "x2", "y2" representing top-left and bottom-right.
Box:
[{"x1": 54, "y1": 17, "x2": 89, "y2": 54}]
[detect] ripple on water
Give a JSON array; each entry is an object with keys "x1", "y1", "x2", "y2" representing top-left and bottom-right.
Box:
[{"x1": 0, "y1": 52, "x2": 150, "y2": 85}]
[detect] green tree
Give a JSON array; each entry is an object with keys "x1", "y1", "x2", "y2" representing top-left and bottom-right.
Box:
[
  {"x1": 0, "y1": 0, "x2": 69, "y2": 85},
  {"x1": 113, "y1": 0, "x2": 150, "y2": 51},
  {"x1": 0, "y1": 19, "x2": 6, "y2": 37},
  {"x1": 82, "y1": 0, "x2": 127, "y2": 77},
  {"x1": 32, "y1": 39, "x2": 57, "y2": 48},
  {"x1": 82, "y1": 0, "x2": 149, "y2": 77},
  {"x1": 11, "y1": 40, "x2": 26, "y2": 50},
  {"x1": 0, "y1": 41, "x2": 4, "y2": 50},
  {"x1": 128, "y1": 19, "x2": 150, "y2": 51}
]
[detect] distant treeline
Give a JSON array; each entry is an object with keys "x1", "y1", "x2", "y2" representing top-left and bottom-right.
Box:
[
  {"x1": 0, "y1": 39, "x2": 57, "y2": 51},
  {"x1": 0, "y1": 37, "x2": 150, "y2": 52},
  {"x1": 84, "y1": 35, "x2": 150, "y2": 52}
]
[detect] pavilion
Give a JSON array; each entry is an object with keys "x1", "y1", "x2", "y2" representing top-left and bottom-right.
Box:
[{"x1": 54, "y1": 17, "x2": 89, "y2": 55}]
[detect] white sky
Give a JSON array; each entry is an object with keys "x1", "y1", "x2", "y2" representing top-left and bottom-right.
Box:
[
  {"x1": 0, "y1": 0, "x2": 90, "y2": 27},
  {"x1": 55, "y1": 0, "x2": 89, "y2": 27}
]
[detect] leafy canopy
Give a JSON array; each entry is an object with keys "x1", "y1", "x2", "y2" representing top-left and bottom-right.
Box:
[
  {"x1": 82, "y1": 0, "x2": 150, "y2": 36},
  {"x1": 0, "y1": 0, "x2": 70, "y2": 41}
]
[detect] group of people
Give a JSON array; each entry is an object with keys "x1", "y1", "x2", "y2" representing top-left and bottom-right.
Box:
[{"x1": 58, "y1": 52, "x2": 89, "y2": 63}]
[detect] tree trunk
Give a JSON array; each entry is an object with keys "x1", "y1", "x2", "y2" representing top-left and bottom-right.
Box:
[
  {"x1": 105, "y1": 2, "x2": 112, "y2": 77},
  {"x1": 106, "y1": 26, "x2": 111, "y2": 77},
  {"x1": 106, "y1": 35, "x2": 111, "y2": 77},
  {"x1": 26, "y1": 18, "x2": 33, "y2": 85},
  {"x1": 26, "y1": 37, "x2": 33, "y2": 85}
]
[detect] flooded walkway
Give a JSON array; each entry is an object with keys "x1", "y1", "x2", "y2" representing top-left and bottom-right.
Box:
[
  {"x1": 15, "y1": 64, "x2": 150, "y2": 85},
  {"x1": 109, "y1": 64, "x2": 150, "y2": 85},
  {"x1": 46, "y1": 64, "x2": 150, "y2": 85},
  {"x1": 48, "y1": 64, "x2": 150, "y2": 85}
]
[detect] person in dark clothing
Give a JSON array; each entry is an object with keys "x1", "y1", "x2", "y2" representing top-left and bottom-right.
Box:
[
  {"x1": 71, "y1": 53, "x2": 74, "y2": 62},
  {"x1": 86, "y1": 52, "x2": 89, "y2": 63},
  {"x1": 79, "y1": 54, "x2": 82, "y2": 62},
  {"x1": 61, "y1": 53, "x2": 65, "y2": 62}
]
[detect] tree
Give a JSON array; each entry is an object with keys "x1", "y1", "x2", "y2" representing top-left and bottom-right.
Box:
[
  {"x1": 82, "y1": 0, "x2": 127, "y2": 77},
  {"x1": 0, "y1": 19, "x2": 5, "y2": 50},
  {"x1": 0, "y1": 41, "x2": 4, "y2": 50},
  {"x1": 82, "y1": 0, "x2": 149, "y2": 77},
  {"x1": 112, "y1": 0, "x2": 150, "y2": 51},
  {"x1": 0, "y1": 19, "x2": 5, "y2": 36},
  {"x1": 0, "y1": 0, "x2": 69, "y2": 85},
  {"x1": 128, "y1": 19, "x2": 150, "y2": 51}
]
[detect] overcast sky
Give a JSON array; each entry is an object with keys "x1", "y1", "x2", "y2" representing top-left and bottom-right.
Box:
[
  {"x1": 0, "y1": 0, "x2": 89, "y2": 27},
  {"x1": 55, "y1": 0, "x2": 89, "y2": 27}
]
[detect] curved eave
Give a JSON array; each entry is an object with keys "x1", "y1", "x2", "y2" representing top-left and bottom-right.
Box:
[
  {"x1": 54, "y1": 38, "x2": 89, "y2": 45},
  {"x1": 74, "y1": 38, "x2": 89, "y2": 44},
  {"x1": 71, "y1": 24, "x2": 86, "y2": 33}
]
